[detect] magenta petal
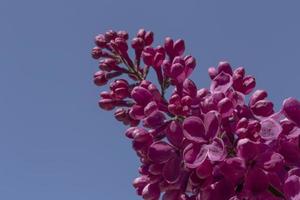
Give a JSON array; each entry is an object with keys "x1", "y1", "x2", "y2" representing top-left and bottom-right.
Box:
[
  {"x1": 244, "y1": 168, "x2": 269, "y2": 194},
  {"x1": 204, "y1": 111, "x2": 220, "y2": 140},
  {"x1": 162, "y1": 190, "x2": 181, "y2": 200},
  {"x1": 183, "y1": 143, "x2": 208, "y2": 168},
  {"x1": 284, "y1": 175, "x2": 300, "y2": 200},
  {"x1": 142, "y1": 183, "x2": 161, "y2": 200},
  {"x1": 200, "y1": 178, "x2": 235, "y2": 200},
  {"x1": 259, "y1": 118, "x2": 282, "y2": 140},
  {"x1": 148, "y1": 141, "x2": 174, "y2": 163},
  {"x1": 166, "y1": 121, "x2": 184, "y2": 148},
  {"x1": 133, "y1": 176, "x2": 149, "y2": 195},
  {"x1": 210, "y1": 72, "x2": 233, "y2": 93},
  {"x1": 183, "y1": 116, "x2": 206, "y2": 143},
  {"x1": 237, "y1": 138, "x2": 266, "y2": 161},
  {"x1": 207, "y1": 138, "x2": 226, "y2": 162},
  {"x1": 217, "y1": 157, "x2": 246, "y2": 185},
  {"x1": 283, "y1": 97, "x2": 300, "y2": 127},
  {"x1": 287, "y1": 127, "x2": 300, "y2": 139},
  {"x1": 148, "y1": 163, "x2": 164, "y2": 175},
  {"x1": 163, "y1": 156, "x2": 181, "y2": 183},
  {"x1": 256, "y1": 151, "x2": 284, "y2": 172},
  {"x1": 289, "y1": 168, "x2": 300, "y2": 177},
  {"x1": 195, "y1": 158, "x2": 213, "y2": 179},
  {"x1": 279, "y1": 141, "x2": 300, "y2": 166}
]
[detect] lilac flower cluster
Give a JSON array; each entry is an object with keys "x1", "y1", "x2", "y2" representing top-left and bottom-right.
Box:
[{"x1": 91, "y1": 29, "x2": 300, "y2": 200}]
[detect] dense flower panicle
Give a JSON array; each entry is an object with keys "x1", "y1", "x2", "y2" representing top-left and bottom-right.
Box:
[{"x1": 91, "y1": 29, "x2": 300, "y2": 200}]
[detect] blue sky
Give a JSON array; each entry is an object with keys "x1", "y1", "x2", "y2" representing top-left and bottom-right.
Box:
[{"x1": 0, "y1": 0, "x2": 299, "y2": 199}]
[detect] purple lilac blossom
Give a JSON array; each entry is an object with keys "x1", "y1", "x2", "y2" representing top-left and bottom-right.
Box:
[{"x1": 91, "y1": 29, "x2": 300, "y2": 200}]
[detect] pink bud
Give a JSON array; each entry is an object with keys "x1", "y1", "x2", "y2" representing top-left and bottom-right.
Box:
[
  {"x1": 132, "y1": 37, "x2": 144, "y2": 51},
  {"x1": 93, "y1": 71, "x2": 108, "y2": 86},
  {"x1": 142, "y1": 46, "x2": 155, "y2": 66},
  {"x1": 144, "y1": 101, "x2": 158, "y2": 116},
  {"x1": 95, "y1": 34, "x2": 107, "y2": 48},
  {"x1": 184, "y1": 55, "x2": 196, "y2": 78},
  {"x1": 234, "y1": 67, "x2": 245, "y2": 77},
  {"x1": 144, "y1": 31, "x2": 154, "y2": 46},
  {"x1": 142, "y1": 183, "x2": 160, "y2": 200},
  {"x1": 162, "y1": 60, "x2": 172, "y2": 77},
  {"x1": 173, "y1": 39, "x2": 185, "y2": 56},
  {"x1": 283, "y1": 97, "x2": 300, "y2": 127},
  {"x1": 249, "y1": 90, "x2": 268, "y2": 106},
  {"x1": 143, "y1": 111, "x2": 166, "y2": 128},
  {"x1": 91, "y1": 46, "x2": 102, "y2": 59},
  {"x1": 137, "y1": 29, "x2": 146, "y2": 38},
  {"x1": 104, "y1": 30, "x2": 117, "y2": 41},
  {"x1": 114, "y1": 108, "x2": 127, "y2": 121},
  {"x1": 170, "y1": 63, "x2": 184, "y2": 78},
  {"x1": 251, "y1": 100, "x2": 274, "y2": 117},
  {"x1": 131, "y1": 86, "x2": 153, "y2": 105},
  {"x1": 114, "y1": 37, "x2": 128, "y2": 53},
  {"x1": 148, "y1": 141, "x2": 174, "y2": 163},
  {"x1": 242, "y1": 75, "x2": 256, "y2": 94},
  {"x1": 217, "y1": 61, "x2": 233, "y2": 75},
  {"x1": 98, "y1": 98, "x2": 115, "y2": 110},
  {"x1": 117, "y1": 30, "x2": 129, "y2": 40},
  {"x1": 218, "y1": 97, "x2": 234, "y2": 118},
  {"x1": 183, "y1": 79, "x2": 197, "y2": 97},
  {"x1": 166, "y1": 121, "x2": 184, "y2": 148},
  {"x1": 164, "y1": 37, "x2": 174, "y2": 56},
  {"x1": 208, "y1": 67, "x2": 218, "y2": 79}
]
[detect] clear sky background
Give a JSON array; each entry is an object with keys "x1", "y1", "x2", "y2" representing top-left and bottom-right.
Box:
[{"x1": 0, "y1": 0, "x2": 299, "y2": 199}]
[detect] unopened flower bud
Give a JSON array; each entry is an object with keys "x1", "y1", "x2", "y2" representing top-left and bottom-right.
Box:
[
  {"x1": 91, "y1": 47, "x2": 103, "y2": 59},
  {"x1": 249, "y1": 90, "x2": 268, "y2": 106},
  {"x1": 242, "y1": 76, "x2": 256, "y2": 94},
  {"x1": 131, "y1": 86, "x2": 153, "y2": 105},
  {"x1": 144, "y1": 31, "x2": 154, "y2": 46},
  {"x1": 251, "y1": 100, "x2": 274, "y2": 117},
  {"x1": 164, "y1": 37, "x2": 174, "y2": 56},
  {"x1": 95, "y1": 34, "x2": 107, "y2": 48},
  {"x1": 173, "y1": 39, "x2": 185, "y2": 56},
  {"x1": 105, "y1": 30, "x2": 117, "y2": 41},
  {"x1": 184, "y1": 55, "x2": 196, "y2": 78},
  {"x1": 114, "y1": 37, "x2": 128, "y2": 53},
  {"x1": 142, "y1": 46, "x2": 155, "y2": 66},
  {"x1": 218, "y1": 97, "x2": 234, "y2": 118},
  {"x1": 208, "y1": 67, "x2": 218, "y2": 80},
  {"x1": 131, "y1": 37, "x2": 145, "y2": 50},
  {"x1": 114, "y1": 108, "x2": 127, "y2": 121},
  {"x1": 117, "y1": 30, "x2": 129, "y2": 40},
  {"x1": 98, "y1": 98, "x2": 115, "y2": 110},
  {"x1": 283, "y1": 97, "x2": 300, "y2": 127},
  {"x1": 217, "y1": 61, "x2": 233, "y2": 75},
  {"x1": 234, "y1": 67, "x2": 245, "y2": 77},
  {"x1": 93, "y1": 70, "x2": 108, "y2": 86},
  {"x1": 137, "y1": 29, "x2": 146, "y2": 38}
]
